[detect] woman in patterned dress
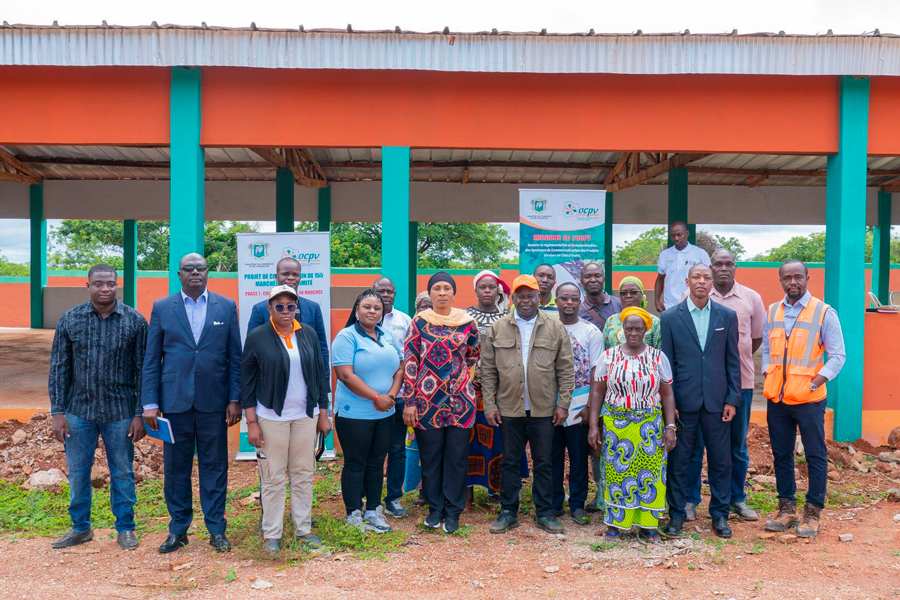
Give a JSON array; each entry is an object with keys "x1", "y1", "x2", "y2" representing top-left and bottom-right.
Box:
[
  {"x1": 464, "y1": 270, "x2": 511, "y2": 505},
  {"x1": 402, "y1": 272, "x2": 480, "y2": 534},
  {"x1": 602, "y1": 276, "x2": 662, "y2": 350},
  {"x1": 587, "y1": 307, "x2": 677, "y2": 542}
]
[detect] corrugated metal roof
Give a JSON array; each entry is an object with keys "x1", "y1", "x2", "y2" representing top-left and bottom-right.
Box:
[{"x1": 3, "y1": 24, "x2": 900, "y2": 75}]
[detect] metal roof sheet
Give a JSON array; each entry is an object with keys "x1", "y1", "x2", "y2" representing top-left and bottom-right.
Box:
[{"x1": 3, "y1": 24, "x2": 900, "y2": 75}]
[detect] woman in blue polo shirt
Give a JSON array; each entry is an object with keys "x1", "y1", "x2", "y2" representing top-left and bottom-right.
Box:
[{"x1": 332, "y1": 289, "x2": 404, "y2": 534}]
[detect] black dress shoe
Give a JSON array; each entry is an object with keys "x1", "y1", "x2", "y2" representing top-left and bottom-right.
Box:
[
  {"x1": 51, "y1": 529, "x2": 94, "y2": 549},
  {"x1": 712, "y1": 517, "x2": 732, "y2": 538},
  {"x1": 661, "y1": 520, "x2": 684, "y2": 537},
  {"x1": 209, "y1": 533, "x2": 232, "y2": 552},
  {"x1": 158, "y1": 533, "x2": 189, "y2": 554}
]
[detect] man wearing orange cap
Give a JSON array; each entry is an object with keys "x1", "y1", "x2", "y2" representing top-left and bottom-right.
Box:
[{"x1": 479, "y1": 275, "x2": 575, "y2": 536}]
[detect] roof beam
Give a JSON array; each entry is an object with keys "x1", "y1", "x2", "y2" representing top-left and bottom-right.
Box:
[
  {"x1": 252, "y1": 147, "x2": 328, "y2": 188},
  {"x1": 0, "y1": 147, "x2": 41, "y2": 184},
  {"x1": 606, "y1": 153, "x2": 710, "y2": 192}
]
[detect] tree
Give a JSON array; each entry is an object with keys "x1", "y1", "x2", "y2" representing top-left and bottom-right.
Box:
[
  {"x1": 0, "y1": 252, "x2": 29, "y2": 276},
  {"x1": 752, "y1": 229, "x2": 900, "y2": 263},
  {"x1": 49, "y1": 220, "x2": 258, "y2": 270},
  {"x1": 297, "y1": 222, "x2": 516, "y2": 269},
  {"x1": 612, "y1": 227, "x2": 745, "y2": 265}
]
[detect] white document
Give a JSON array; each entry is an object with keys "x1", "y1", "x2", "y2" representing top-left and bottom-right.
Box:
[{"x1": 564, "y1": 385, "x2": 591, "y2": 427}]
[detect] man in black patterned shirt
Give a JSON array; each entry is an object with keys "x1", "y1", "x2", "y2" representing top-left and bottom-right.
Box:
[{"x1": 49, "y1": 264, "x2": 148, "y2": 551}]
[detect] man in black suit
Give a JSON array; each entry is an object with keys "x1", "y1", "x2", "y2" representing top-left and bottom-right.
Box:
[
  {"x1": 661, "y1": 263, "x2": 741, "y2": 538},
  {"x1": 142, "y1": 253, "x2": 242, "y2": 553}
]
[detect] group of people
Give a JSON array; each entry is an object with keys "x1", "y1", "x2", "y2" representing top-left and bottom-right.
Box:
[{"x1": 47, "y1": 220, "x2": 845, "y2": 554}]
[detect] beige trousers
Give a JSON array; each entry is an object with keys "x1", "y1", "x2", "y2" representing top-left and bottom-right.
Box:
[{"x1": 257, "y1": 415, "x2": 317, "y2": 539}]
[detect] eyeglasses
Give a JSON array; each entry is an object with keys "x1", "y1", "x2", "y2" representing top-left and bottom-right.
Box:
[
  {"x1": 273, "y1": 303, "x2": 297, "y2": 313},
  {"x1": 620, "y1": 289, "x2": 642, "y2": 296},
  {"x1": 181, "y1": 265, "x2": 208, "y2": 273}
]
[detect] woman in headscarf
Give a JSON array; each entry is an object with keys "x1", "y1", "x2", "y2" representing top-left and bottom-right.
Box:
[
  {"x1": 588, "y1": 307, "x2": 677, "y2": 542},
  {"x1": 464, "y1": 271, "x2": 511, "y2": 506},
  {"x1": 602, "y1": 276, "x2": 662, "y2": 350},
  {"x1": 401, "y1": 272, "x2": 480, "y2": 534}
]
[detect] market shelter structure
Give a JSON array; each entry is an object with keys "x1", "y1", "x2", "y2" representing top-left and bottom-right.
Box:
[{"x1": 2, "y1": 25, "x2": 900, "y2": 445}]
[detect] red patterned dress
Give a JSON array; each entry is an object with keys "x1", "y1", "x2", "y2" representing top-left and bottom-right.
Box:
[{"x1": 402, "y1": 316, "x2": 480, "y2": 430}]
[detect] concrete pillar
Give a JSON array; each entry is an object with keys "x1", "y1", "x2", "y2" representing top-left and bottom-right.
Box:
[
  {"x1": 318, "y1": 187, "x2": 332, "y2": 232},
  {"x1": 604, "y1": 192, "x2": 613, "y2": 294},
  {"x1": 168, "y1": 67, "x2": 204, "y2": 294},
  {"x1": 29, "y1": 182, "x2": 46, "y2": 328},
  {"x1": 123, "y1": 219, "x2": 138, "y2": 308},
  {"x1": 825, "y1": 75, "x2": 869, "y2": 442},
  {"x1": 667, "y1": 168, "x2": 696, "y2": 244},
  {"x1": 275, "y1": 169, "x2": 295, "y2": 232},
  {"x1": 872, "y1": 190, "x2": 892, "y2": 305},
  {"x1": 381, "y1": 147, "x2": 411, "y2": 314},
  {"x1": 409, "y1": 221, "x2": 419, "y2": 311}
]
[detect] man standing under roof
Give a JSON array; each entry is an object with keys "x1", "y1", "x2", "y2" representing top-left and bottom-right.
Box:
[
  {"x1": 142, "y1": 253, "x2": 242, "y2": 554},
  {"x1": 577, "y1": 261, "x2": 622, "y2": 329},
  {"x1": 533, "y1": 264, "x2": 560, "y2": 315},
  {"x1": 372, "y1": 276, "x2": 413, "y2": 519},
  {"x1": 655, "y1": 221, "x2": 710, "y2": 313},
  {"x1": 247, "y1": 256, "x2": 329, "y2": 385}
]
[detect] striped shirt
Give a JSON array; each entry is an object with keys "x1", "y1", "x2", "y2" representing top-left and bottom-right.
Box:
[{"x1": 49, "y1": 300, "x2": 148, "y2": 423}]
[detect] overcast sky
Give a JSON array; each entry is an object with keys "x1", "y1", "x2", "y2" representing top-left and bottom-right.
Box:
[{"x1": 1, "y1": 1, "x2": 892, "y2": 264}]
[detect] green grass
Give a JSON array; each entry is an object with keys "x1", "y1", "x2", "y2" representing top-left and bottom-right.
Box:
[{"x1": 590, "y1": 541, "x2": 617, "y2": 552}]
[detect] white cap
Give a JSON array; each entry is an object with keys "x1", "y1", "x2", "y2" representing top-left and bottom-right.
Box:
[{"x1": 268, "y1": 284, "x2": 299, "y2": 302}]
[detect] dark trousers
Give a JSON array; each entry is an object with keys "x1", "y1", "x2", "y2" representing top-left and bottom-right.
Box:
[
  {"x1": 666, "y1": 407, "x2": 732, "y2": 522},
  {"x1": 164, "y1": 408, "x2": 228, "y2": 536},
  {"x1": 551, "y1": 423, "x2": 589, "y2": 512},
  {"x1": 686, "y1": 389, "x2": 754, "y2": 505},
  {"x1": 417, "y1": 426, "x2": 470, "y2": 521},
  {"x1": 767, "y1": 398, "x2": 828, "y2": 508},
  {"x1": 384, "y1": 404, "x2": 407, "y2": 504},
  {"x1": 500, "y1": 415, "x2": 554, "y2": 519},
  {"x1": 335, "y1": 414, "x2": 392, "y2": 514}
]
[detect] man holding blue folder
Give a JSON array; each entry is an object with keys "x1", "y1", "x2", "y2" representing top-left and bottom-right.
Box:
[{"x1": 142, "y1": 253, "x2": 242, "y2": 554}]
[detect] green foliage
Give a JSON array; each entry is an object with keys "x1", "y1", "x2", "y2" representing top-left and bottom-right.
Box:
[
  {"x1": 298, "y1": 222, "x2": 516, "y2": 269},
  {"x1": 48, "y1": 220, "x2": 259, "y2": 271},
  {"x1": 752, "y1": 228, "x2": 900, "y2": 263},
  {"x1": 590, "y1": 541, "x2": 617, "y2": 552},
  {"x1": 612, "y1": 227, "x2": 746, "y2": 265},
  {"x1": 0, "y1": 252, "x2": 28, "y2": 276}
]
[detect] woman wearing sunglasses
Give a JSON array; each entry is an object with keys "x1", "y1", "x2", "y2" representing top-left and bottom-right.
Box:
[{"x1": 241, "y1": 285, "x2": 331, "y2": 554}]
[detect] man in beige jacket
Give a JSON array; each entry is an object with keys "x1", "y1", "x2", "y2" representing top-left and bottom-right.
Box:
[{"x1": 480, "y1": 274, "x2": 575, "y2": 535}]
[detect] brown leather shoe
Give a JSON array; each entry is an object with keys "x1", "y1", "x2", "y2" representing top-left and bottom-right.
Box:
[
  {"x1": 765, "y1": 498, "x2": 800, "y2": 532},
  {"x1": 796, "y1": 504, "x2": 821, "y2": 538}
]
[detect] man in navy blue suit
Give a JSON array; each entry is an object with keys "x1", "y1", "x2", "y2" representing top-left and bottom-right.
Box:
[
  {"x1": 246, "y1": 256, "x2": 329, "y2": 384},
  {"x1": 142, "y1": 253, "x2": 242, "y2": 553},
  {"x1": 661, "y1": 263, "x2": 741, "y2": 539}
]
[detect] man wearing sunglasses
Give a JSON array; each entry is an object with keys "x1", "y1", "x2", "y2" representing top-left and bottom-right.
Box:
[
  {"x1": 142, "y1": 253, "x2": 242, "y2": 554},
  {"x1": 247, "y1": 257, "x2": 329, "y2": 386}
]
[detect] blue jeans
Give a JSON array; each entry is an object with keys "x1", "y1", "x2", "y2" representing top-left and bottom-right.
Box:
[
  {"x1": 64, "y1": 413, "x2": 136, "y2": 533},
  {"x1": 384, "y1": 403, "x2": 407, "y2": 504},
  {"x1": 686, "y1": 389, "x2": 753, "y2": 505},
  {"x1": 551, "y1": 423, "x2": 589, "y2": 512},
  {"x1": 767, "y1": 398, "x2": 827, "y2": 508}
]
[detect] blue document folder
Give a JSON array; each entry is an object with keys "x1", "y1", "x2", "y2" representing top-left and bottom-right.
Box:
[{"x1": 143, "y1": 416, "x2": 174, "y2": 444}]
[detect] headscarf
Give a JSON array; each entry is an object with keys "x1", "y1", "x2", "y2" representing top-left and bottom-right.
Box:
[
  {"x1": 414, "y1": 291, "x2": 431, "y2": 314},
  {"x1": 418, "y1": 308, "x2": 475, "y2": 327},
  {"x1": 618, "y1": 275, "x2": 647, "y2": 309},
  {"x1": 620, "y1": 306, "x2": 653, "y2": 330},
  {"x1": 473, "y1": 270, "x2": 511, "y2": 310},
  {"x1": 427, "y1": 271, "x2": 457, "y2": 294}
]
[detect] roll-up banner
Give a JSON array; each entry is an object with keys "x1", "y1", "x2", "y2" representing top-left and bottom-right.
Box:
[
  {"x1": 236, "y1": 232, "x2": 334, "y2": 460},
  {"x1": 519, "y1": 189, "x2": 607, "y2": 289}
]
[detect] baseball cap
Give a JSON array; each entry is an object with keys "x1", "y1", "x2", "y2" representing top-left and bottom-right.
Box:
[
  {"x1": 268, "y1": 284, "x2": 299, "y2": 302},
  {"x1": 512, "y1": 274, "x2": 540, "y2": 292}
]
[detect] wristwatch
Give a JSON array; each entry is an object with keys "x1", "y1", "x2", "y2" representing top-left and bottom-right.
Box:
[{"x1": 809, "y1": 383, "x2": 818, "y2": 392}]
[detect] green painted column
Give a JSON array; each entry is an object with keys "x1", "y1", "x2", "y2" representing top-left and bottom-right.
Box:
[
  {"x1": 275, "y1": 169, "x2": 295, "y2": 232},
  {"x1": 168, "y1": 67, "x2": 204, "y2": 294},
  {"x1": 29, "y1": 182, "x2": 46, "y2": 329},
  {"x1": 604, "y1": 192, "x2": 613, "y2": 294},
  {"x1": 409, "y1": 221, "x2": 419, "y2": 311},
  {"x1": 825, "y1": 76, "x2": 869, "y2": 442},
  {"x1": 872, "y1": 190, "x2": 892, "y2": 305},
  {"x1": 318, "y1": 187, "x2": 332, "y2": 232},
  {"x1": 123, "y1": 220, "x2": 138, "y2": 308},
  {"x1": 667, "y1": 168, "x2": 696, "y2": 244},
  {"x1": 381, "y1": 146, "x2": 411, "y2": 315}
]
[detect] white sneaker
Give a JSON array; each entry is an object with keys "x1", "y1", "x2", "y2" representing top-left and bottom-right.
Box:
[
  {"x1": 346, "y1": 509, "x2": 365, "y2": 530},
  {"x1": 364, "y1": 509, "x2": 393, "y2": 533}
]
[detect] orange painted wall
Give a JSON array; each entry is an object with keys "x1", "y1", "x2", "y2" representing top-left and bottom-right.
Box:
[
  {"x1": 868, "y1": 77, "x2": 900, "y2": 156},
  {"x1": 202, "y1": 70, "x2": 839, "y2": 154},
  {"x1": 0, "y1": 66, "x2": 169, "y2": 146}
]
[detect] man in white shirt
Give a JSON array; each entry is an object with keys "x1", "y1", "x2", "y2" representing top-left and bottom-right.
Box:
[
  {"x1": 372, "y1": 277, "x2": 413, "y2": 518},
  {"x1": 654, "y1": 221, "x2": 711, "y2": 312},
  {"x1": 552, "y1": 283, "x2": 604, "y2": 525}
]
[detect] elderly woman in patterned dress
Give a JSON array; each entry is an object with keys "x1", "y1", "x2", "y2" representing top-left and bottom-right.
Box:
[
  {"x1": 587, "y1": 307, "x2": 677, "y2": 542},
  {"x1": 402, "y1": 272, "x2": 480, "y2": 534}
]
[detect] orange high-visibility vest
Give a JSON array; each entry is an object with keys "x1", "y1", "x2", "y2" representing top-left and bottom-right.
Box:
[{"x1": 763, "y1": 296, "x2": 829, "y2": 404}]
